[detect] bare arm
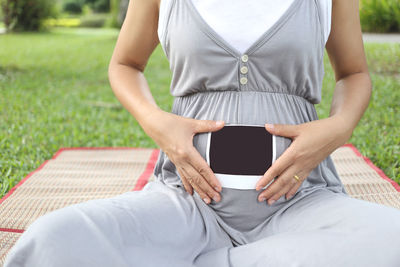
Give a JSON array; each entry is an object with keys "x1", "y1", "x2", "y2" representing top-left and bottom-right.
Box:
[
  {"x1": 256, "y1": 0, "x2": 372, "y2": 203},
  {"x1": 326, "y1": 0, "x2": 372, "y2": 137},
  {"x1": 108, "y1": 0, "x2": 223, "y2": 204},
  {"x1": 108, "y1": 0, "x2": 162, "y2": 126}
]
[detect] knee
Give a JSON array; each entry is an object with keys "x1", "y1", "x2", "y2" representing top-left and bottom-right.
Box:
[
  {"x1": 367, "y1": 211, "x2": 400, "y2": 266},
  {"x1": 358, "y1": 205, "x2": 400, "y2": 260},
  {"x1": 4, "y1": 205, "x2": 86, "y2": 267},
  {"x1": 377, "y1": 208, "x2": 400, "y2": 242},
  {"x1": 28, "y1": 204, "x2": 82, "y2": 241}
]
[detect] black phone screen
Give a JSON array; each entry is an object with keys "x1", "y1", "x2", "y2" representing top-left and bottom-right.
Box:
[{"x1": 207, "y1": 125, "x2": 274, "y2": 176}]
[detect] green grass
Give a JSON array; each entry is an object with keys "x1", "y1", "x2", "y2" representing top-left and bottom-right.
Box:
[
  {"x1": 0, "y1": 27, "x2": 399, "y2": 198},
  {"x1": 360, "y1": 0, "x2": 400, "y2": 33}
]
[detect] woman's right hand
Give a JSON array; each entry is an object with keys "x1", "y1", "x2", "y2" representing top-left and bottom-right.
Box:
[{"x1": 141, "y1": 109, "x2": 224, "y2": 204}]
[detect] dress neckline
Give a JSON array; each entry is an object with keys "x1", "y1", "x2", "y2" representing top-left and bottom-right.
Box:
[{"x1": 183, "y1": 0, "x2": 303, "y2": 58}]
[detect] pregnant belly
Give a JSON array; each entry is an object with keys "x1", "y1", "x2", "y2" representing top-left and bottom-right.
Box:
[
  {"x1": 172, "y1": 90, "x2": 320, "y2": 231},
  {"x1": 174, "y1": 90, "x2": 316, "y2": 165}
]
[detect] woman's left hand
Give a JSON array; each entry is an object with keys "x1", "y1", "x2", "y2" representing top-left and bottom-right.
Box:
[{"x1": 255, "y1": 115, "x2": 352, "y2": 205}]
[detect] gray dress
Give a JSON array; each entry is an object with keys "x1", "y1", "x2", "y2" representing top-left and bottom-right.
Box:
[{"x1": 4, "y1": 0, "x2": 400, "y2": 266}]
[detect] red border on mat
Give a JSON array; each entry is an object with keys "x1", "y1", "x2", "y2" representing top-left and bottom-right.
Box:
[
  {"x1": 51, "y1": 147, "x2": 160, "y2": 191},
  {"x1": 342, "y1": 143, "x2": 400, "y2": 192},
  {"x1": 0, "y1": 147, "x2": 160, "y2": 233},
  {"x1": 132, "y1": 148, "x2": 160, "y2": 191},
  {"x1": 0, "y1": 228, "x2": 24, "y2": 233},
  {"x1": 0, "y1": 159, "x2": 51, "y2": 206},
  {"x1": 51, "y1": 147, "x2": 152, "y2": 159}
]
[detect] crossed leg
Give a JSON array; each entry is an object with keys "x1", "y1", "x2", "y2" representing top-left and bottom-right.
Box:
[
  {"x1": 196, "y1": 188, "x2": 400, "y2": 267},
  {"x1": 3, "y1": 180, "x2": 233, "y2": 267},
  {"x1": 6, "y1": 182, "x2": 400, "y2": 267}
]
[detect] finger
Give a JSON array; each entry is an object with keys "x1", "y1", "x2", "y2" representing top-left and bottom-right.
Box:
[
  {"x1": 285, "y1": 182, "x2": 301, "y2": 200},
  {"x1": 264, "y1": 167, "x2": 305, "y2": 204},
  {"x1": 172, "y1": 145, "x2": 221, "y2": 203},
  {"x1": 264, "y1": 123, "x2": 300, "y2": 138},
  {"x1": 258, "y1": 163, "x2": 303, "y2": 202},
  {"x1": 192, "y1": 119, "x2": 225, "y2": 133},
  {"x1": 258, "y1": 172, "x2": 291, "y2": 202},
  {"x1": 285, "y1": 171, "x2": 310, "y2": 200},
  {"x1": 178, "y1": 165, "x2": 211, "y2": 204},
  {"x1": 268, "y1": 173, "x2": 300, "y2": 204},
  {"x1": 185, "y1": 162, "x2": 221, "y2": 203},
  {"x1": 179, "y1": 161, "x2": 220, "y2": 203},
  {"x1": 255, "y1": 144, "x2": 296, "y2": 190},
  {"x1": 174, "y1": 158, "x2": 194, "y2": 195},
  {"x1": 179, "y1": 173, "x2": 193, "y2": 195},
  {"x1": 187, "y1": 146, "x2": 222, "y2": 192}
]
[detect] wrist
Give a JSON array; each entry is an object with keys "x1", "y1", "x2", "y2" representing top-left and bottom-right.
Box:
[
  {"x1": 139, "y1": 105, "x2": 163, "y2": 121},
  {"x1": 329, "y1": 114, "x2": 354, "y2": 145}
]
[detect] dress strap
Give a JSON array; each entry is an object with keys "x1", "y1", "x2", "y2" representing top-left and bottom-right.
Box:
[{"x1": 158, "y1": 0, "x2": 176, "y2": 58}]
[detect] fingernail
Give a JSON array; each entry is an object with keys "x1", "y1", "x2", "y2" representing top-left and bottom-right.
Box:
[
  {"x1": 213, "y1": 194, "x2": 220, "y2": 202},
  {"x1": 216, "y1": 120, "x2": 224, "y2": 126},
  {"x1": 203, "y1": 198, "x2": 210, "y2": 204},
  {"x1": 268, "y1": 199, "x2": 276, "y2": 205},
  {"x1": 287, "y1": 194, "x2": 293, "y2": 200},
  {"x1": 214, "y1": 186, "x2": 222, "y2": 192},
  {"x1": 265, "y1": 123, "x2": 274, "y2": 130},
  {"x1": 259, "y1": 197, "x2": 266, "y2": 202}
]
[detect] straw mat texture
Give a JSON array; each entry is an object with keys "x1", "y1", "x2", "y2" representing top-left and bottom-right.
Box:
[{"x1": 0, "y1": 144, "x2": 399, "y2": 265}]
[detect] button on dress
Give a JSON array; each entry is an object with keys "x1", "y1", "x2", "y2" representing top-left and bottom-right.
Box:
[{"x1": 4, "y1": 0, "x2": 400, "y2": 266}]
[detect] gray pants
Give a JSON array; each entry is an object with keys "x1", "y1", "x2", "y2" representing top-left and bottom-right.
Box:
[{"x1": 4, "y1": 180, "x2": 400, "y2": 267}]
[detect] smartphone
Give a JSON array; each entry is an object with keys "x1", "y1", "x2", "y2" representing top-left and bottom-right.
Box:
[{"x1": 206, "y1": 124, "x2": 276, "y2": 190}]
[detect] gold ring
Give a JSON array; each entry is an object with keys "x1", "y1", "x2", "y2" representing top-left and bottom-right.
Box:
[{"x1": 293, "y1": 174, "x2": 300, "y2": 181}]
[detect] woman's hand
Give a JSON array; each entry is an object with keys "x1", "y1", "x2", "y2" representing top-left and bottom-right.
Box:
[
  {"x1": 141, "y1": 109, "x2": 224, "y2": 204},
  {"x1": 255, "y1": 115, "x2": 353, "y2": 205}
]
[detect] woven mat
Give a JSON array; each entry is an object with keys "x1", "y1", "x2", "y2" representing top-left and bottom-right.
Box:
[{"x1": 1, "y1": 144, "x2": 399, "y2": 265}]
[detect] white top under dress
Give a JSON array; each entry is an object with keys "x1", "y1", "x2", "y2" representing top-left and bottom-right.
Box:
[{"x1": 158, "y1": 0, "x2": 332, "y2": 54}]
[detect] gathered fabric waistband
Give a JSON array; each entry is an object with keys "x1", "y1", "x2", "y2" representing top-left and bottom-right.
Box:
[
  {"x1": 172, "y1": 89, "x2": 317, "y2": 106},
  {"x1": 171, "y1": 89, "x2": 319, "y2": 126}
]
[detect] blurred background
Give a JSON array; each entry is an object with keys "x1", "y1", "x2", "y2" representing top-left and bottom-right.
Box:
[{"x1": 0, "y1": 0, "x2": 399, "y2": 198}]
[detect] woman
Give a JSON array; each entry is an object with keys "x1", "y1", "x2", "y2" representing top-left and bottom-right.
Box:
[{"x1": 4, "y1": 0, "x2": 400, "y2": 266}]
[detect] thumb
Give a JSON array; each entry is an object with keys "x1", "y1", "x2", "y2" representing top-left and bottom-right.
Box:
[
  {"x1": 194, "y1": 119, "x2": 225, "y2": 133},
  {"x1": 265, "y1": 123, "x2": 299, "y2": 138}
]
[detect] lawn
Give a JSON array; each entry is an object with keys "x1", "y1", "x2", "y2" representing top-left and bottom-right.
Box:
[{"x1": 0, "y1": 27, "x2": 399, "y2": 198}]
